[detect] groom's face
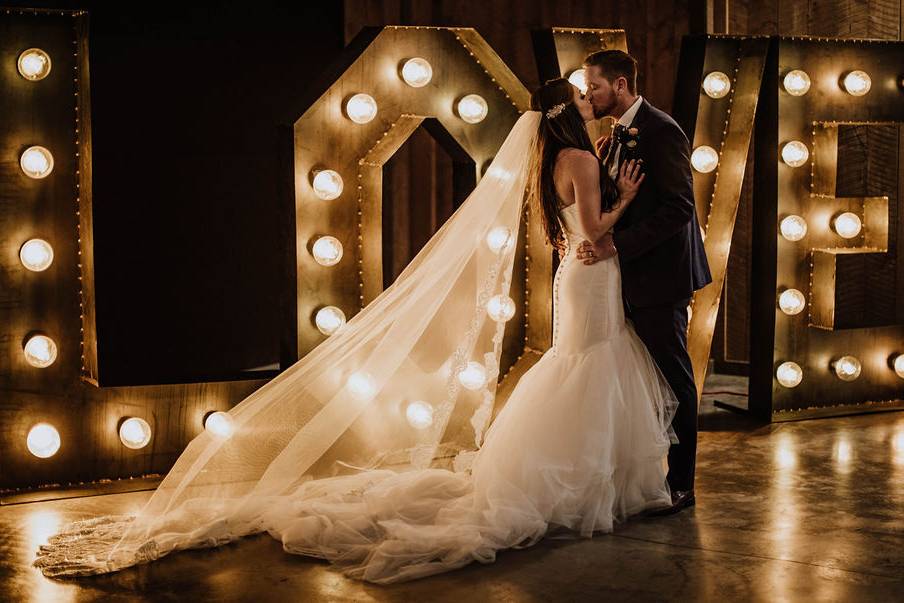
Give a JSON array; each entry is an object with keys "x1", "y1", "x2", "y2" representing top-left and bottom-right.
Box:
[{"x1": 584, "y1": 65, "x2": 620, "y2": 119}]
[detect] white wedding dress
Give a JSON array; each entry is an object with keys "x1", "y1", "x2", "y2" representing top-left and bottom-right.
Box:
[{"x1": 34, "y1": 112, "x2": 677, "y2": 585}]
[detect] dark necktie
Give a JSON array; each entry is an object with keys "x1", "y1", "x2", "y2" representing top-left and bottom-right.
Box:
[{"x1": 605, "y1": 124, "x2": 629, "y2": 170}]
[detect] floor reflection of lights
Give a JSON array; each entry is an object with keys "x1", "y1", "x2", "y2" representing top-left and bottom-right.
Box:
[
  {"x1": 24, "y1": 509, "x2": 76, "y2": 603},
  {"x1": 768, "y1": 429, "x2": 800, "y2": 601}
]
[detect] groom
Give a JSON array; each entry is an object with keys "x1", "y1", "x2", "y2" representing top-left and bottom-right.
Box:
[{"x1": 577, "y1": 50, "x2": 712, "y2": 514}]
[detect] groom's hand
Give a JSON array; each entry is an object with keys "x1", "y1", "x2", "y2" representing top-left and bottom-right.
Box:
[
  {"x1": 578, "y1": 233, "x2": 617, "y2": 265},
  {"x1": 595, "y1": 135, "x2": 611, "y2": 159}
]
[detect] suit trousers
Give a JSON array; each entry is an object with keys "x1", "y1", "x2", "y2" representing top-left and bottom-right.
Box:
[{"x1": 624, "y1": 296, "x2": 697, "y2": 491}]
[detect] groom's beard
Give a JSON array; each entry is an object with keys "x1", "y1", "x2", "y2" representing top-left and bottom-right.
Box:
[{"x1": 592, "y1": 99, "x2": 617, "y2": 120}]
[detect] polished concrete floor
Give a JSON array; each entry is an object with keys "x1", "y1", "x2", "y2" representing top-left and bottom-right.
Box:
[{"x1": 3, "y1": 375, "x2": 904, "y2": 602}]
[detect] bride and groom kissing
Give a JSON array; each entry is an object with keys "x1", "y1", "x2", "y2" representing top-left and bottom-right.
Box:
[{"x1": 34, "y1": 49, "x2": 712, "y2": 584}]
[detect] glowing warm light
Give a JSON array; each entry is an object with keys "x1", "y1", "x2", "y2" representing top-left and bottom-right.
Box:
[
  {"x1": 27, "y1": 423, "x2": 60, "y2": 458},
  {"x1": 702, "y1": 71, "x2": 731, "y2": 98},
  {"x1": 568, "y1": 68, "x2": 587, "y2": 95},
  {"x1": 457, "y1": 94, "x2": 488, "y2": 124},
  {"x1": 834, "y1": 438, "x2": 852, "y2": 465},
  {"x1": 775, "y1": 434, "x2": 797, "y2": 469},
  {"x1": 781, "y1": 141, "x2": 809, "y2": 167},
  {"x1": 894, "y1": 355, "x2": 904, "y2": 379},
  {"x1": 401, "y1": 58, "x2": 433, "y2": 87},
  {"x1": 457, "y1": 361, "x2": 487, "y2": 390},
  {"x1": 17, "y1": 48, "x2": 51, "y2": 81},
  {"x1": 20, "y1": 146, "x2": 54, "y2": 179},
  {"x1": 893, "y1": 429, "x2": 904, "y2": 465},
  {"x1": 833, "y1": 212, "x2": 861, "y2": 239},
  {"x1": 19, "y1": 239, "x2": 54, "y2": 272},
  {"x1": 776, "y1": 361, "x2": 802, "y2": 388},
  {"x1": 782, "y1": 70, "x2": 811, "y2": 96},
  {"x1": 780, "y1": 215, "x2": 808, "y2": 241},
  {"x1": 778, "y1": 289, "x2": 806, "y2": 315},
  {"x1": 311, "y1": 169, "x2": 343, "y2": 200},
  {"x1": 119, "y1": 417, "x2": 152, "y2": 449},
  {"x1": 691, "y1": 145, "x2": 718, "y2": 173},
  {"x1": 833, "y1": 355, "x2": 861, "y2": 381},
  {"x1": 842, "y1": 70, "x2": 871, "y2": 96},
  {"x1": 405, "y1": 401, "x2": 434, "y2": 430},
  {"x1": 315, "y1": 306, "x2": 346, "y2": 335},
  {"x1": 486, "y1": 226, "x2": 513, "y2": 254},
  {"x1": 204, "y1": 411, "x2": 234, "y2": 438},
  {"x1": 345, "y1": 93, "x2": 378, "y2": 124},
  {"x1": 311, "y1": 236, "x2": 343, "y2": 266},
  {"x1": 347, "y1": 371, "x2": 378, "y2": 401},
  {"x1": 24, "y1": 334, "x2": 57, "y2": 368},
  {"x1": 487, "y1": 295, "x2": 515, "y2": 322}
]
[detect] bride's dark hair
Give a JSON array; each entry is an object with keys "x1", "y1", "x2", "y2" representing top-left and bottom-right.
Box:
[{"x1": 528, "y1": 78, "x2": 619, "y2": 250}]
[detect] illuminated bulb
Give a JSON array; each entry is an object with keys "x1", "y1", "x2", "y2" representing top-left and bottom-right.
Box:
[
  {"x1": 17, "y1": 48, "x2": 51, "y2": 81},
  {"x1": 401, "y1": 58, "x2": 432, "y2": 87},
  {"x1": 776, "y1": 361, "x2": 802, "y2": 388},
  {"x1": 487, "y1": 295, "x2": 516, "y2": 323},
  {"x1": 457, "y1": 361, "x2": 487, "y2": 391},
  {"x1": 20, "y1": 146, "x2": 54, "y2": 179},
  {"x1": 315, "y1": 306, "x2": 346, "y2": 336},
  {"x1": 833, "y1": 355, "x2": 861, "y2": 381},
  {"x1": 312, "y1": 236, "x2": 343, "y2": 266},
  {"x1": 345, "y1": 93, "x2": 378, "y2": 124},
  {"x1": 691, "y1": 146, "x2": 718, "y2": 173},
  {"x1": 894, "y1": 355, "x2": 904, "y2": 379},
  {"x1": 19, "y1": 239, "x2": 54, "y2": 272},
  {"x1": 782, "y1": 70, "x2": 811, "y2": 96},
  {"x1": 833, "y1": 212, "x2": 861, "y2": 239},
  {"x1": 842, "y1": 70, "x2": 871, "y2": 96},
  {"x1": 781, "y1": 141, "x2": 809, "y2": 167},
  {"x1": 780, "y1": 215, "x2": 808, "y2": 241},
  {"x1": 311, "y1": 169, "x2": 343, "y2": 200},
  {"x1": 486, "y1": 226, "x2": 513, "y2": 254},
  {"x1": 568, "y1": 68, "x2": 588, "y2": 95},
  {"x1": 405, "y1": 401, "x2": 434, "y2": 430},
  {"x1": 119, "y1": 417, "x2": 152, "y2": 449},
  {"x1": 347, "y1": 371, "x2": 377, "y2": 401},
  {"x1": 204, "y1": 411, "x2": 234, "y2": 438},
  {"x1": 778, "y1": 289, "x2": 806, "y2": 315},
  {"x1": 457, "y1": 94, "x2": 488, "y2": 124},
  {"x1": 702, "y1": 71, "x2": 731, "y2": 98},
  {"x1": 24, "y1": 335, "x2": 57, "y2": 368},
  {"x1": 27, "y1": 423, "x2": 60, "y2": 458}
]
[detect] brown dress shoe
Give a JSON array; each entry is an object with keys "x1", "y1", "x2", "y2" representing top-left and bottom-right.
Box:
[{"x1": 645, "y1": 489, "x2": 695, "y2": 517}]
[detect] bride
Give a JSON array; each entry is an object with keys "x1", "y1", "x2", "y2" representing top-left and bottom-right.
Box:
[{"x1": 35, "y1": 78, "x2": 678, "y2": 584}]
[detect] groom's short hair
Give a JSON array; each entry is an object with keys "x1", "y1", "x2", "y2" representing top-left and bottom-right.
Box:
[{"x1": 583, "y1": 50, "x2": 638, "y2": 94}]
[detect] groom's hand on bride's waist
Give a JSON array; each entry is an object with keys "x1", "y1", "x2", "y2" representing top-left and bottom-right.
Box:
[{"x1": 578, "y1": 234, "x2": 617, "y2": 265}]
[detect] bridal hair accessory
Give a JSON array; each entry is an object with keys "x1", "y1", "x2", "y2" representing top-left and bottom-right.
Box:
[{"x1": 545, "y1": 102, "x2": 566, "y2": 119}]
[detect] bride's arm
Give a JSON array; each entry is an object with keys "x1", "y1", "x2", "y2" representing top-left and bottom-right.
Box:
[{"x1": 569, "y1": 151, "x2": 636, "y2": 242}]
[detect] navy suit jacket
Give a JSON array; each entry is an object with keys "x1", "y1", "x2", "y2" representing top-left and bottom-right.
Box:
[{"x1": 610, "y1": 98, "x2": 712, "y2": 308}]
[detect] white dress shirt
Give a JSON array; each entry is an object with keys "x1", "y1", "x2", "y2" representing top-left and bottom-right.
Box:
[{"x1": 608, "y1": 95, "x2": 644, "y2": 180}]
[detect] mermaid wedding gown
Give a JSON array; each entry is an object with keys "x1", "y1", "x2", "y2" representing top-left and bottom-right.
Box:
[{"x1": 34, "y1": 112, "x2": 678, "y2": 584}]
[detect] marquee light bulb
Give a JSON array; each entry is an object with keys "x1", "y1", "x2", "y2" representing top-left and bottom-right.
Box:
[
  {"x1": 487, "y1": 295, "x2": 516, "y2": 322},
  {"x1": 781, "y1": 141, "x2": 809, "y2": 167},
  {"x1": 401, "y1": 58, "x2": 432, "y2": 87},
  {"x1": 833, "y1": 356, "x2": 862, "y2": 381},
  {"x1": 20, "y1": 146, "x2": 54, "y2": 179},
  {"x1": 27, "y1": 423, "x2": 60, "y2": 458},
  {"x1": 894, "y1": 355, "x2": 904, "y2": 379},
  {"x1": 311, "y1": 169, "x2": 343, "y2": 200},
  {"x1": 347, "y1": 371, "x2": 378, "y2": 401},
  {"x1": 776, "y1": 361, "x2": 803, "y2": 388},
  {"x1": 833, "y1": 212, "x2": 861, "y2": 239},
  {"x1": 18, "y1": 48, "x2": 51, "y2": 81},
  {"x1": 312, "y1": 236, "x2": 343, "y2": 266},
  {"x1": 315, "y1": 306, "x2": 346, "y2": 336},
  {"x1": 345, "y1": 93, "x2": 378, "y2": 124},
  {"x1": 568, "y1": 68, "x2": 588, "y2": 95},
  {"x1": 20, "y1": 239, "x2": 54, "y2": 272},
  {"x1": 457, "y1": 361, "x2": 487, "y2": 390},
  {"x1": 779, "y1": 289, "x2": 806, "y2": 315},
  {"x1": 457, "y1": 94, "x2": 488, "y2": 124},
  {"x1": 842, "y1": 70, "x2": 871, "y2": 96},
  {"x1": 204, "y1": 411, "x2": 234, "y2": 438},
  {"x1": 782, "y1": 70, "x2": 811, "y2": 96},
  {"x1": 780, "y1": 215, "x2": 808, "y2": 241},
  {"x1": 702, "y1": 71, "x2": 731, "y2": 98},
  {"x1": 691, "y1": 146, "x2": 718, "y2": 173},
  {"x1": 486, "y1": 226, "x2": 513, "y2": 254},
  {"x1": 24, "y1": 334, "x2": 57, "y2": 368},
  {"x1": 405, "y1": 401, "x2": 434, "y2": 430},
  {"x1": 119, "y1": 417, "x2": 152, "y2": 449}
]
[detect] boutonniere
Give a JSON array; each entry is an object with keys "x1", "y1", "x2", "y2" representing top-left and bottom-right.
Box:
[
  {"x1": 613, "y1": 124, "x2": 640, "y2": 149},
  {"x1": 625, "y1": 127, "x2": 640, "y2": 148}
]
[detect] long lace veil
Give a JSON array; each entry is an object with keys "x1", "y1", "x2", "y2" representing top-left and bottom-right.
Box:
[{"x1": 35, "y1": 111, "x2": 543, "y2": 577}]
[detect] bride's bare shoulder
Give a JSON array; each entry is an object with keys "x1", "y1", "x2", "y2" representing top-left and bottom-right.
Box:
[{"x1": 555, "y1": 148, "x2": 599, "y2": 176}]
